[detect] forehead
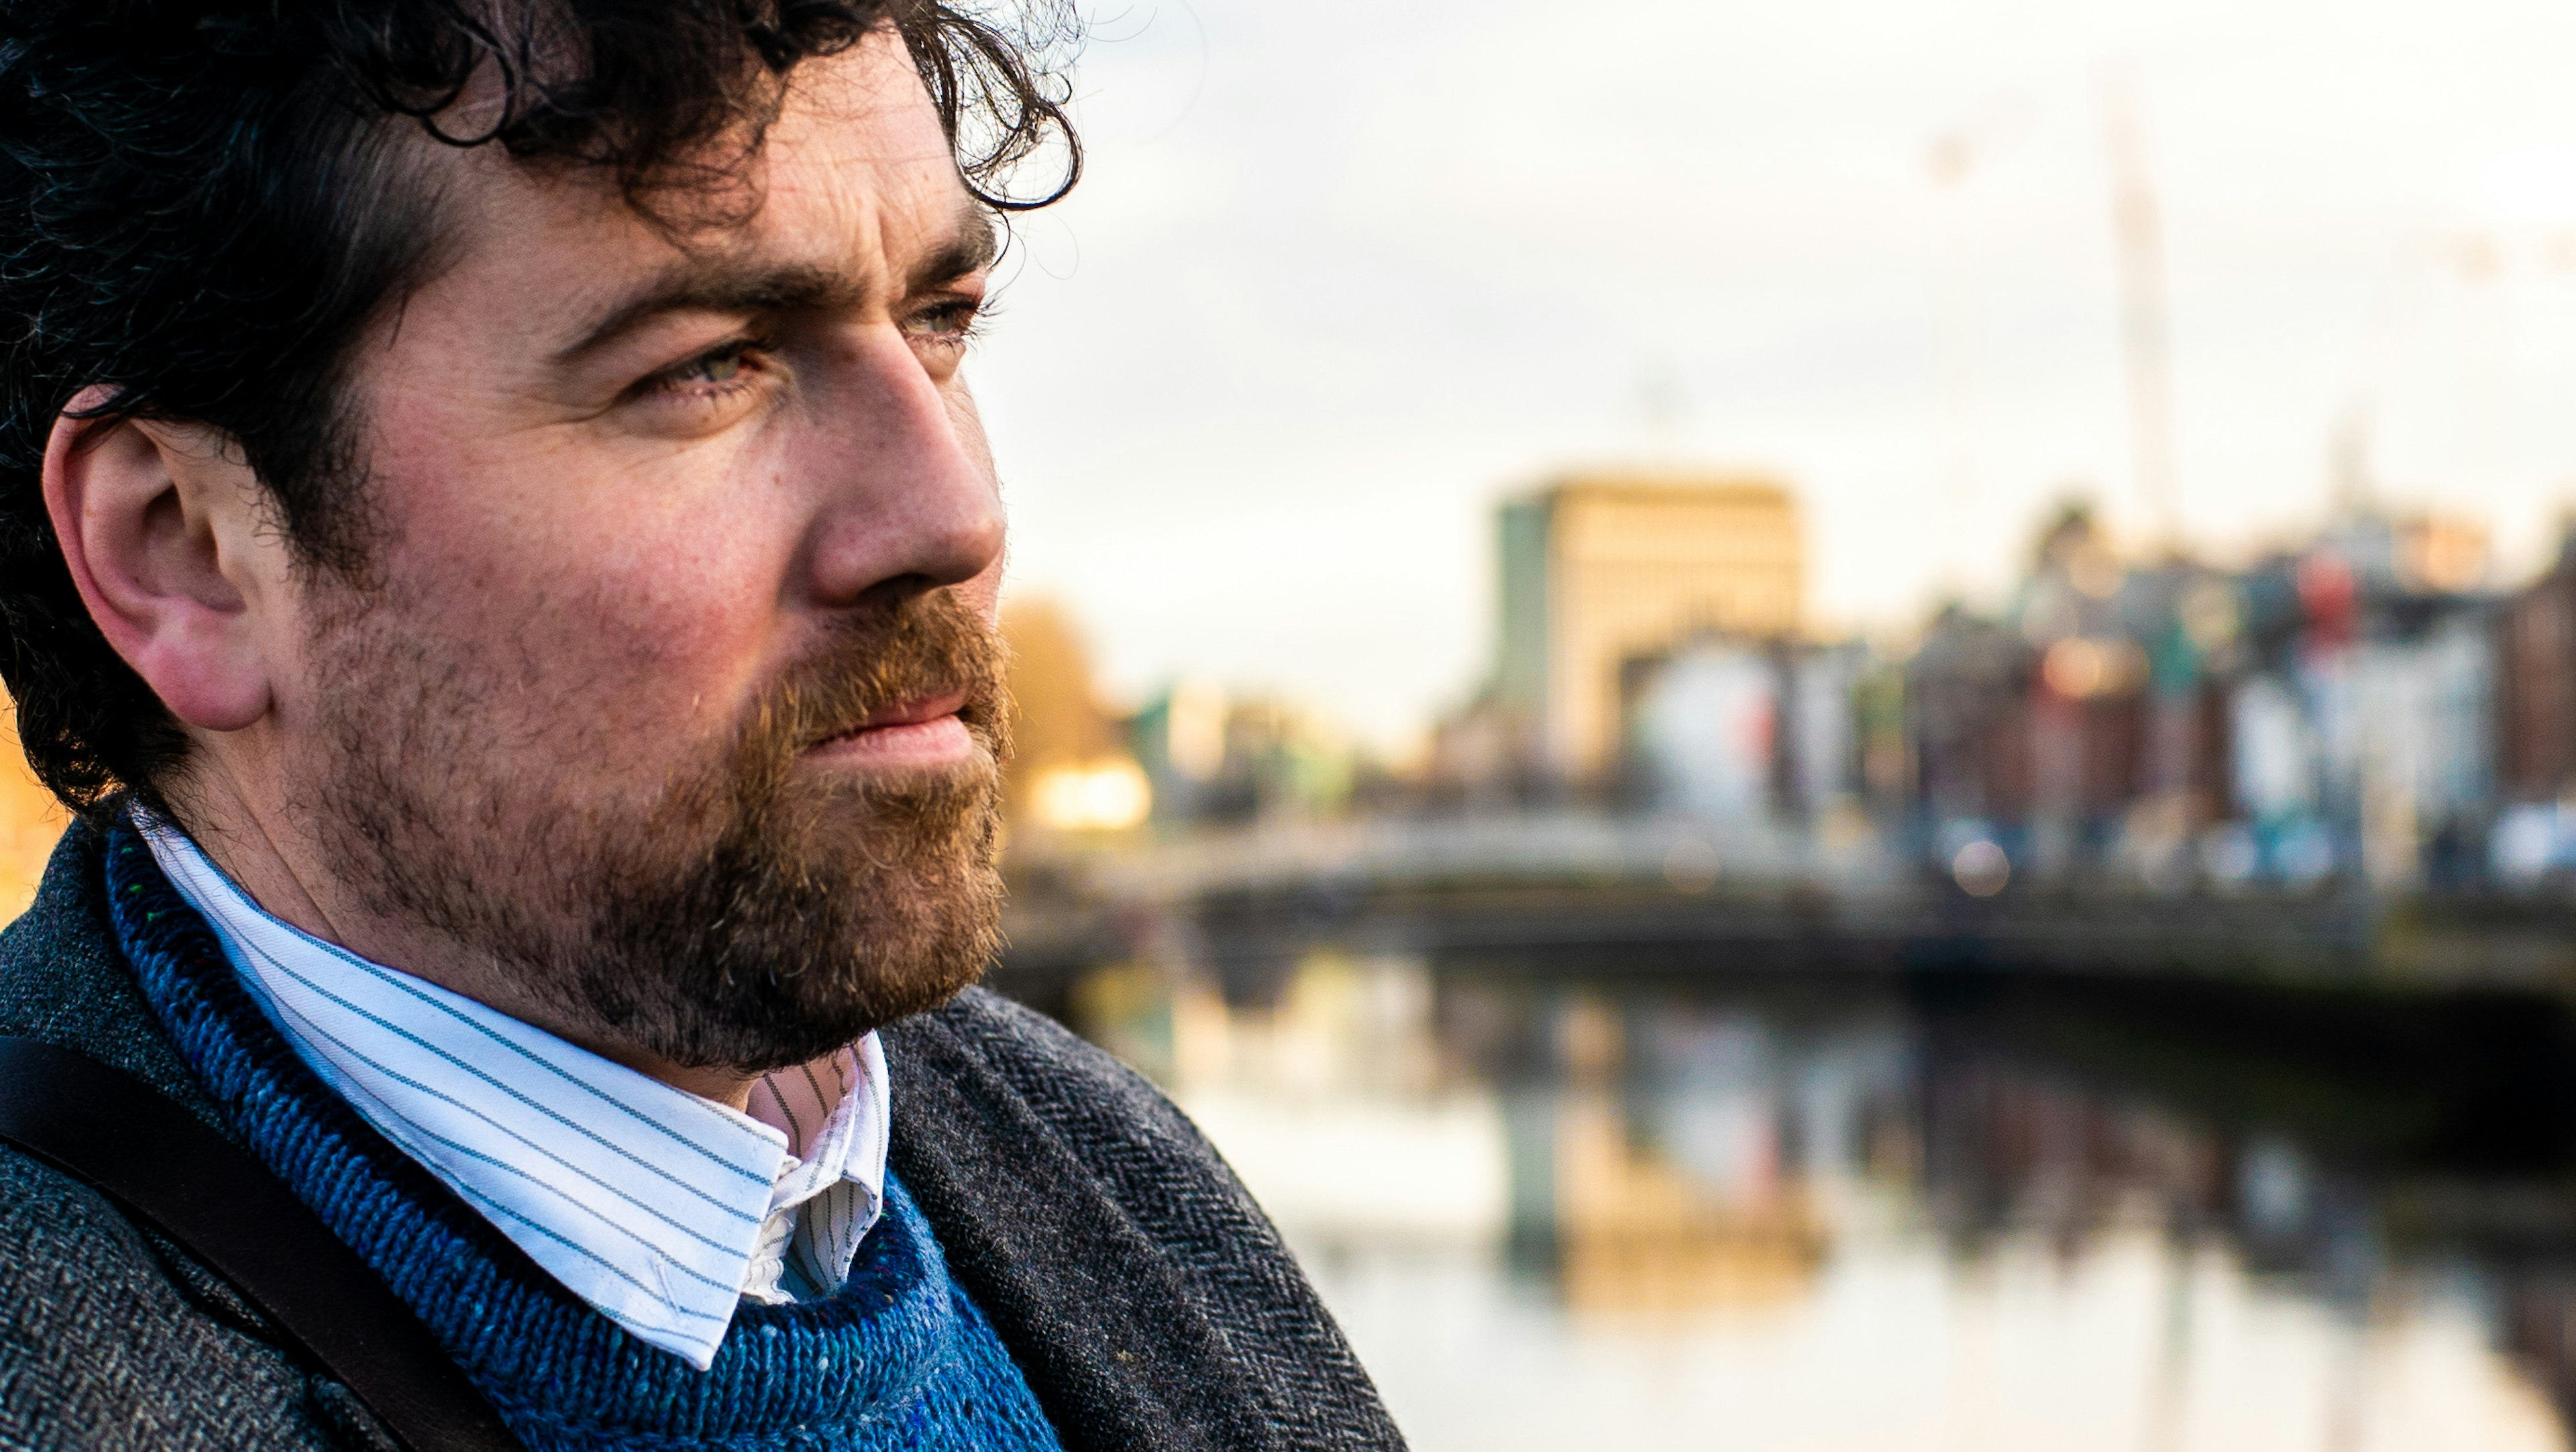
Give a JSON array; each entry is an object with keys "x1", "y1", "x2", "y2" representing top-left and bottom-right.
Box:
[{"x1": 416, "y1": 32, "x2": 973, "y2": 314}]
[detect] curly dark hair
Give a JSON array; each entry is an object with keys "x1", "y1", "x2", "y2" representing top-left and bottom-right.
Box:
[{"x1": 0, "y1": 0, "x2": 1078, "y2": 816}]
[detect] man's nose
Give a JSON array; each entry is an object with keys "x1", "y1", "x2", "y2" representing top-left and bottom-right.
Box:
[{"x1": 800, "y1": 328, "x2": 1004, "y2": 607}]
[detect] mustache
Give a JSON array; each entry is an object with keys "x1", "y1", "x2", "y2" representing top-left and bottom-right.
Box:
[{"x1": 740, "y1": 591, "x2": 1011, "y2": 766}]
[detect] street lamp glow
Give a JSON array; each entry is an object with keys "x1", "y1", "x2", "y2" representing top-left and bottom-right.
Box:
[{"x1": 1031, "y1": 758, "x2": 1153, "y2": 833}]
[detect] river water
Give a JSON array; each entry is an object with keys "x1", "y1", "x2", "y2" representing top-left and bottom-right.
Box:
[{"x1": 1067, "y1": 953, "x2": 2576, "y2": 1451}]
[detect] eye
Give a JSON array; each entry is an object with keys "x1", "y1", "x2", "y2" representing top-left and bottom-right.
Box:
[
  {"x1": 635, "y1": 335, "x2": 777, "y2": 403},
  {"x1": 904, "y1": 296, "x2": 985, "y2": 345},
  {"x1": 654, "y1": 340, "x2": 757, "y2": 389},
  {"x1": 616, "y1": 333, "x2": 782, "y2": 437},
  {"x1": 676, "y1": 348, "x2": 745, "y2": 384}
]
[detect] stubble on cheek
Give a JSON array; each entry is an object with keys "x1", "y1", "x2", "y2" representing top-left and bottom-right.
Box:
[{"x1": 294, "y1": 584, "x2": 641, "y2": 976}]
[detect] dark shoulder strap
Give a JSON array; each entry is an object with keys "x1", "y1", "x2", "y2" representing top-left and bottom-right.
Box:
[{"x1": 0, "y1": 1036, "x2": 521, "y2": 1452}]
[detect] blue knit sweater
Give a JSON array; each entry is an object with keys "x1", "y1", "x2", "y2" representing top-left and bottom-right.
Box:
[{"x1": 102, "y1": 823, "x2": 1066, "y2": 1452}]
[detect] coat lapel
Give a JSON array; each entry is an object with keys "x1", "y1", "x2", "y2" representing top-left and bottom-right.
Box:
[{"x1": 885, "y1": 989, "x2": 1405, "y2": 1452}]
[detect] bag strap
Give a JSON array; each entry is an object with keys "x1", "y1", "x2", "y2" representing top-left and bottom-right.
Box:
[{"x1": 0, "y1": 1036, "x2": 521, "y2": 1451}]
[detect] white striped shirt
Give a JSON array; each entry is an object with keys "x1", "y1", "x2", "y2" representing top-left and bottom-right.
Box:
[{"x1": 138, "y1": 815, "x2": 891, "y2": 1371}]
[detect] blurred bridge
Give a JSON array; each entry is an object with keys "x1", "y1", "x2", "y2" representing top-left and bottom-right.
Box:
[{"x1": 994, "y1": 813, "x2": 2576, "y2": 1009}]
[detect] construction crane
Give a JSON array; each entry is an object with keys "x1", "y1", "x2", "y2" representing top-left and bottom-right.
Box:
[
  {"x1": 2104, "y1": 74, "x2": 2182, "y2": 554},
  {"x1": 1925, "y1": 96, "x2": 2025, "y2": 597}
]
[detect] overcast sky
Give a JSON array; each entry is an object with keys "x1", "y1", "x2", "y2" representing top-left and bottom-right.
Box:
[{"x1": 968, "y1": 0, "x2": 2576, "y2": 750}]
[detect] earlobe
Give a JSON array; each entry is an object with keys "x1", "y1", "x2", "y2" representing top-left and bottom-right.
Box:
[{"x1": 41, "y1": 388, "x2": 278, "y2": 734}]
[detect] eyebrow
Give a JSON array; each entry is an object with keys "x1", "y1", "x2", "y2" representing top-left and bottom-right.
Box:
[{"x1": 552, "y1": 202, "x2": 999, "y2": 366}]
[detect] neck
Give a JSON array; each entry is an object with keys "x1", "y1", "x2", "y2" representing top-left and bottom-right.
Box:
[
  {"x1": 580, "y1": 1043, "x2": 761, "y2": 1112},
  {"x1": 154, "y1": 772, "x2": 762, "y2": 1114}
]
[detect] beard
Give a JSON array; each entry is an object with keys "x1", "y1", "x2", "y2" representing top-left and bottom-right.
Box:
[{"x1": 301, "y1": 587, "x2": 1012, "y2": 1074}]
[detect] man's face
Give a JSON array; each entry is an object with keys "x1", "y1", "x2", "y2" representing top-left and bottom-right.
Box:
[{"x1": 270, "y1": 32, "x2": 1012, "y2": 1072}]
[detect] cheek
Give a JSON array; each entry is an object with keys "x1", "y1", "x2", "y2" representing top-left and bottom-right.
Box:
[
  {"x1": 545, "y1": 545, "x2": 778, "y2": 742},
  {"x1": 362, "y1": 432, "x2": 798, "y2": 752}
]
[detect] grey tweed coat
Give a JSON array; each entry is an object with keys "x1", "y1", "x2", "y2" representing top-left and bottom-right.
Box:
[{"x1": 0, "y1": 819, "x2": 1405, "y2": 1451}]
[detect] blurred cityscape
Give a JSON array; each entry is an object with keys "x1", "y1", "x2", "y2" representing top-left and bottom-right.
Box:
[{"x1": 1007, "y1": 466, "x2": 2576, "y2": 902}]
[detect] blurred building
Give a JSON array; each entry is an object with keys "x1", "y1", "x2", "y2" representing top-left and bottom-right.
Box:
[
  {"x1": 2487, "y1": 527, "x2": 2576, "y2": 882},
  {"x1": 1909, "y1": 604, "x2": 2037, "y2": 835},
  {"x1": 2217, "y1": 511, "x2": 2495, "y2": 888},
  {"x1": 2500, "y1": 525, "x2": 2576, "y2": 805},
  {"x1": 1904, "y1": 500, "x2": 2499, "y2": 890},
  {"x1": 1628, "y1": 643, "x2": 1778, "y2": 821},
  {"x1": 1625, "y1": 636, "x2": 1870, "y2": 823},
  {"x1": 1, "y1": 706, "x2": 64, "y2": 919},
  {"x1": 1491, "y1": 472, "x2": 1803, "y2": 786},
  {"x1": 1130, "y1": 682, "x2": 1360, "y2": 825},
  {"x1": 999, "y1": 598, "x2": 1150, "y2": 835}
]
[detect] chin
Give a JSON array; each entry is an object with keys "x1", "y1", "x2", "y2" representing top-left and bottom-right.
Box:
[{"x1": 561, "y1": 759, "x2": 1009, "y2": 1071}]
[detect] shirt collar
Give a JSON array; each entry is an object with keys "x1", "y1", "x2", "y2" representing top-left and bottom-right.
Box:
[{"x1": 136, "y1": 813, "x2": 890, "y2": 1370}]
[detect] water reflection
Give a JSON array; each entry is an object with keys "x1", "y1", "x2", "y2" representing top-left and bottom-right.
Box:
[{"x1": 1071, "y1": 955, "x2": 2576, "y2": 1450}]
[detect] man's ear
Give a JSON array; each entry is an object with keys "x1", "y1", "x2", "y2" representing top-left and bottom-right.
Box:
[{"x1": 42, "y1": 387, "x2": 284, "y2": 734}]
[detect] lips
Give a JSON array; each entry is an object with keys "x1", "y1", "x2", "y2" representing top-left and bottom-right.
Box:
[
  {"x1": 747, "y1": 594, "x2": 1007, "y2": 774},
  {"x1": 810, "y1": 690, "x2": 969, "y2": 748},
  {"x1": 853, "y1": 692, "x2": 969, "y2": 733},
  {"x1": 800, "y1": 690, "x2": 981, "y2": 770}
]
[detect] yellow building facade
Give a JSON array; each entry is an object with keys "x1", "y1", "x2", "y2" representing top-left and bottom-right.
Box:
[
  {"x1": 1000, "y1": 597, "x2": 1151, "y2": 834},
  {"x1": 1, "y1": 705, "x2": 66, "y2": 920},
  {"x1": 1497, "y1": 473, "x2": 1802, "y2": 781}
]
